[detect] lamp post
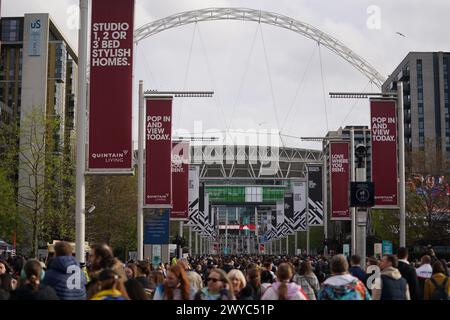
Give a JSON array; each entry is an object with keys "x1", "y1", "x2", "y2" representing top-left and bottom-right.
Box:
[
  {"x1": 139, "y1": 88, "x2": 214, "y2": 260},
  {"x1": 75, "y1": 0, "x2": 89, "y2": 264},
  {"x1": 329, "y1": 88, "x2": 405, "y2": 250}
]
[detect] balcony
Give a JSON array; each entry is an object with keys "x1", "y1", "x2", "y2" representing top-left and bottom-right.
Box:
[
  {"x1": 404, "y1": 126, "x2": 412, "y2": 137},
  {"x1": 403, "y1": 82, "x2": 410, "y2": 93},
  {"x1": 404, "y1": 110, "x2": 411, "y2": 123},
  {"x1": 403, "y1": 95, "x2": 411, "y2": 109}
]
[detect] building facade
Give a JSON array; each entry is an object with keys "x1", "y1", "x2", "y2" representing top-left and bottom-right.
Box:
[
  {"x1": 0, "y1": 14, "x2": 77, "y2": 254},
  {"x1": 383, "y1": 52, "x2": 450, "y2": 173},
  {"x1": 0, "y1": 14, "x2": 77, "y2": 144}
]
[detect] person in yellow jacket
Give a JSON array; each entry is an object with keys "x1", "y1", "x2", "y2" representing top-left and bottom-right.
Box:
[
  {"x1": 90, "y1": 269, "x2": 129, "y2": 300},
  {"x1": 424, "y1": 261, "x2": 450, "y2": 300},
  {"x1": 171, "y1": 256, "x2": 177, "y2": 266}
]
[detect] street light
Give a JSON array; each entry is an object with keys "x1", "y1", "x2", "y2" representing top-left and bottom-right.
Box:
[
  {"x1": 329, "y1": 85, "x2": 406, "y2": 249},
  {"x1": 137, "y1": 84, "x2": 215, "y2": 261}
]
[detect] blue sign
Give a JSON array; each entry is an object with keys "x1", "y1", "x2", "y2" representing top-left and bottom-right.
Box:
[
  {"x1": 382, "y1": 240, "x2": 393, "y2": 255},
  {"x1": 144, "y1": 209, "x2": 170, "y2": 244}
]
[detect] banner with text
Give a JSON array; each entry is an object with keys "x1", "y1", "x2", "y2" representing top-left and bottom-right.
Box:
[
  {"x1": 144, "y1": 209, "x2": 170, "y2": 245},
  {"x1": 171, "y1": 142, "x2": 189, "y2": 220},
  {"x1": 371, "y1": 99, "x2": 398, "y2": 207},
  {"x1": 145, "y1": 98, "x2": 172, "y2": 207},
  {"x1": 284, "y1": 193, "x2": 295, "y2": 235},
  {"x1": 88, "y1": 0, "x2": 134, "y2": 171},
  {"x1": 307, "y1": 165, "x2": 324, "y2": 226},
  {"x1": 187, "y1": 166, "x2": 200, "y2": 227},
  {"x1": 293, "y1": 181, "x2": 307, "y2": 231},
  {"x1": 330, "y1": 142, "x2": 350, "y2": 220}
]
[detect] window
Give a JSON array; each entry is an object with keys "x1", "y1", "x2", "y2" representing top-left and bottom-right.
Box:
[
  {"x1": 419, "y1": 118, "x2": 425, "y2": 134},
  {"x1": 417, "y1": 77, "x2": 423, "y2": 88},
  {"x1": 417, "y1": 60, "x2": 423, "y2": 73},
  {"x1": 418, "y1": 91, "x2": 423, "y2": 101},
  {"x1": 419, "y1": 136, "x2": 425, "y2": 145},
  {"x1": 418, "y1": 104, "x2": 424, "y2": 115}
]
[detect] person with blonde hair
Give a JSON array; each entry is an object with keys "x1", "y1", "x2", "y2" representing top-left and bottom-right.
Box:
[
  {"x1": 195, "y1": 269, "x2": 235, "y2": 300},
  {"x1": 177, "y1": 258, "x2": 203, "y2": 292},
  {"x1": 227, "y1": 269, "x2": 246, "y2": 299}
]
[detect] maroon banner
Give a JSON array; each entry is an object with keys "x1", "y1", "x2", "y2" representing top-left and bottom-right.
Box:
[
  {"x1": 171, "y1": 142, "x2": 189, "y2": 220},
  {"x1": 330, "y1": 142, "x2": 350, "y2": 220},
  {"x1": 88, "y1": 0, "x2": 134, "y2": 171},
  {"x1": 371, "y1": 99, "x2": 398, "y2": 207},
  {"x1": 145, "y1": 98, "x2": 172, "y2": 207}
]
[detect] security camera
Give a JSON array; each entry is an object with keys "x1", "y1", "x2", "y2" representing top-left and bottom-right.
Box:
[{"x1": 87, "y1": 205, "x2": 96, "y2": 214}]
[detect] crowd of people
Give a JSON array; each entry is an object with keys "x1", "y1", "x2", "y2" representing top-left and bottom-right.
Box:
[{"x1": 0, "y1": 242, "x2": 449, "y2": 300}]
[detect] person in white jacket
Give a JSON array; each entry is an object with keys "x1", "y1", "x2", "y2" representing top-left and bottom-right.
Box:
[{"x1": 261, "y1": 263, "x2": 308, "y2": 300}]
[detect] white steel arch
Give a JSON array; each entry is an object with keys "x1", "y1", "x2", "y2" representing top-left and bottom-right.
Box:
[{"x1": 134, "y1": 7, "x2": 386, "y2": 88}]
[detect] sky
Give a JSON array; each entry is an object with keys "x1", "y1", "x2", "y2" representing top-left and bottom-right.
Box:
[{"x1": 3, "y1": 0, "x2": 450, "y2": 150}]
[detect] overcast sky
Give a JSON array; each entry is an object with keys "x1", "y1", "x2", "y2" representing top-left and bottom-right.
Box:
[{"x1": 3, "y1": 0, "x2": 450, "y2": 149}]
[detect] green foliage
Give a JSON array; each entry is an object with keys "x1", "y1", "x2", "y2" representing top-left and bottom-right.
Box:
[
  {"x1": 0, "y1": 107, "x2": 76, "y2": 256},
  {"x1": 86, "y1": 174, "x2": 137, "y2": 260},
  {"x1": 0, "y1": 168, "x2": 16, "y2": 242}
]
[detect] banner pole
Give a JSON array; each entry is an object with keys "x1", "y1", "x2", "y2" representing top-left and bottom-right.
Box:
[
  {"x1": 295, "y1": 231, "x2": 298, "y2": 255},
  {"x1": 225, "y1": 208, "x2": 228, "y2": 254},
  {"x1": 306, "y1": 169, "x2": 310, "y2": 255},
  {"x1": 137, "y1": 81, "x2": 144, "y2": 260},
  {"x1": 350, "y1": 129, "x2": 356, "y2": 256},
  {"x1": 189, "y1": 227, "x2": 192, "y2": 256},
  {"x1": 323, "y1": 143, "x2": 328, "y2": 255},
  {"x1": 178, "y1": 221, "x2": 183, "y2": 258},
  {"x1": 195, "y1": 232, "x2": 198, "y2": 255},
  {"x1": 397, "y1": 82, "x2": 406, "y2": 247},
  {"x1": 75, "y1": 0, "x2": 88, "y2": 264},
  {"x1": 286, "y1": 236, "x2": 289, "y2": 256}
]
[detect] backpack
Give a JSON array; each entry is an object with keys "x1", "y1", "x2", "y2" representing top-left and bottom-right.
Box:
[{"x1": 430, "y1": 277, "x2": 449, "y2": 300}]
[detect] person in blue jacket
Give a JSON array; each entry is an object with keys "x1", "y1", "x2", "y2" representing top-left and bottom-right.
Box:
[
  {"x1": 43, "y1": 241, "x2": 87, "y2": 300},
  {"x1": 349, "y1": 255, "x2": 367, "y2": 284}
]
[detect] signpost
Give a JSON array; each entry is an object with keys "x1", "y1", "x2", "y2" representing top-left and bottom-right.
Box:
[
  {"x1": 144, "y1": 209, "x2": 170, "y2": 245},
  {"x1": 343, "y1": 244, "x2": 350, "y2": 257},
  {"x1": 374, "y1": 243, "x2": 382, "y2": 259},
  {"x1": 382, "y1": 240, "x2": 393, "y2": 255}
]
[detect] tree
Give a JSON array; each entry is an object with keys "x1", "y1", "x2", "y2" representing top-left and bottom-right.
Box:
[
  {"x1": 85, "y1": 174, "x2": 137, "y2": 261},
  {"x1": 0, "y1": 167, "x2": 16, "y2": 243},
  {"x1": 406, "y1": 174, "x2": 450, "y2": 244},
  {"x1": 371, "y1": 174, "x2": 450, "y2": 247},
  {"x1": 0, "y1": 107, "x2": 75, "y2": 257}
]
